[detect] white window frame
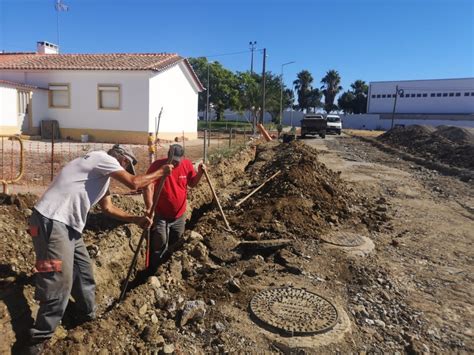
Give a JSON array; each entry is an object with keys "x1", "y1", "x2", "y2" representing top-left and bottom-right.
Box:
[
  {"x1": 98, "y1": 84, "x2": 121, "y2": 110},
  {"x1": 48, "y1": 83, "x2": 71, "y2": 108}
]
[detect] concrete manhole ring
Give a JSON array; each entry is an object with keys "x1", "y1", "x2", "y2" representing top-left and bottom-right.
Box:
[
  {"x1": 320, "y1": 232, "x2": 366, "y2": 247},
  {"x1": 250, "y1": 287, "x2": 338, "y2": 336}
]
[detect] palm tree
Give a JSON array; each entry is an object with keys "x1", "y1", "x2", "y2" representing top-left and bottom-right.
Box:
[
  {"x1": 293, "y1": 70, "x2": 314, "y2": 112},
  {"x1": 350, "y1": 80, "x2": 368, "y2": 114},
  {"x1": 321, "y1": 70, "x2": 343, "y2": 113}
]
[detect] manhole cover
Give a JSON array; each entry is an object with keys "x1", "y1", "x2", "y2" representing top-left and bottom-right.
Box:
[
  {"x1": 320, "y1": 233, "x2": 366, "y2": 247},
  {"x1": 250, "y1": 287, "x2": 338, "y2": 336}
]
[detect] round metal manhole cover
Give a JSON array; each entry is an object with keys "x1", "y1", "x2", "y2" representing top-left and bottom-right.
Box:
[
  {"x1": 320, "y1": 232, "x2": 366, "y2": 247},
  {"x1": 250, "y1": 287, "x2": 338, "y2": 336}
]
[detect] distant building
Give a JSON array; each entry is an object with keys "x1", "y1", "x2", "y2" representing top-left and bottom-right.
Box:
[
  {"x1": 367, "y1": 78, "x2": 474, "y2": 115},
  {"x1": 0, "y1": 41, "x2": 204, "y2": 143}
]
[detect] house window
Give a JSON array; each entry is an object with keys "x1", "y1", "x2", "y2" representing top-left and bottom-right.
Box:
[
  {"x1": 449, "y1": 93, "x2": 454, "y2": 97},
  {"x1": 443, "y1": 93, "x2": 448, "y2": 97},
  {"x1": 382, "y1": 94, "x2": 386, "y2": 98},
  {"x1": 376, "y1": 94, "x2": 381, "y2": 98},
  {"x1": 455, "y1": 92, "x2": 461, "y2": 97},
  {"x1": 430, "y1": 93, "x2": 435, "y2": 97},
  {"x1": 371, "y1": 95, "x2": 376, "y2": 98},
  {"x1": 422, "y1": 93, "x2": 427, "y2": 97},
  {"x1": 411, "y1": 94, "x2": 416, "y2": 97},
  {"x1": 416, "y1": 94, "x2": 421, "y2": 97},
  {"x1": 437, "y1": 93, "x2": 442, "y2": 97},
  {"x1": 49, "y1": 83, "x2": 70, "y2": 108},
  {"x1": 98, "y1": 84, "x2": 121, "y2": 110},
  {"x1": 464, "y1": 92, "x2": 470, "y2": 96}
]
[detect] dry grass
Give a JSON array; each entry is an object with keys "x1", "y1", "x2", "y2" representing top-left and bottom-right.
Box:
[{"x1": 345, "y1": 129, "x2": 385, "y2": 137}]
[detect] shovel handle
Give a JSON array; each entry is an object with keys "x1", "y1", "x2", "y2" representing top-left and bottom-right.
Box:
[{"x1": 202, "y1": 169, "x2": 233, "y2": 232}]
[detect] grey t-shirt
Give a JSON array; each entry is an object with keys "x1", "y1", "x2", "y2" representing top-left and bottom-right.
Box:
[{"x1": 35, "y1": 150, "x2": 124, "y2": 233}]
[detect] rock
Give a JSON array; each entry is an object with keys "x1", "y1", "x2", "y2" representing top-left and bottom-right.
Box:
[
  {"x1": 214, "y1": 322, "x2": 225, "y2": 333},
  {"x1": 141, "y1": 326, "x2": 152, "y2": 342},
  {"x1": 374, "y1": 320, "x2": 386, "y2": 328},
  {"x1": 69, "y1": 330, "x2": 85, "y2": 343},
  {"x1": 180, "y1": 300, "x2": 206, "y2": 326},
  {"x1": 169, "y1": 259, "x2": 183, "y2": 281},
  {"x1": 149, "y1": 276, "x2": 161, "y2": 289},
  {"x1": 161, "y1": 344, "x2": 175, "y2": 354},
  {"x1": 381, "y1": 290, "x2": 391, "y2": 301},
  {"x1": 365, "y1": 318, "x2": 375, "y2": 326},
  {"x1": 139, "y1": 304, "x2": 148, "y2": 316},
  {"x1": 227, "y1": 278, "x2": 242, "y2": 293},
  {"x1": 189, "y1": 242, "x2": 208, "y2": 262},
  {"x1": 24, "y1": 208, "x2": 33, "y2": 217},
  {"x1": 189, "y1": 231, "x2": 204, "y2": 241},
  {"x1": 151, "y1": 314, "x2": 159, "y2": 324},
  {"x1": 209, "y1": 299, "x2": 216, "y2": 306},
  {"x1": 155, "y1": 335, "x2": 165, "y2": 346},
  {"x1": 155, "y1": 289, "x2": 169, "y2": 309}
]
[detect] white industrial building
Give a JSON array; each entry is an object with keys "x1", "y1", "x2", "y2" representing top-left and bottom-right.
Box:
[
  {"x1": 0, "y1": 41, "x2": 204, "y2": 143},
  {"x1": 367, "y1": 78, "x2": 474, "y2": 114},
  {"x1": 343, "y1": 78, "x2": 474, "y2": 130}
]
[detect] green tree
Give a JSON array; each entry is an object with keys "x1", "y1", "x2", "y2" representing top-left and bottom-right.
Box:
[
  {"x1": 321, "y1": 70, "x2": 343, "y2": 113},
  {"x1": 188, "y1": 57, "x2": 239, "y2": 120},
  {"x1": 337, "y1": 91, "x2": 355, "y2": 114},
  {"x1": 293, "y1": 70, "x2": 314, "y2": 112},
  {"x1": 350, "y1": 80, "x2": 368, "y2": 114},
  {"x1": 308, "y1": 88, "x2": 323, "y2": 113}
]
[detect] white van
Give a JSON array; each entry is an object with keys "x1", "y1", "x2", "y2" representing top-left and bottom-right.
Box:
[{"x1": 326, "y1": 114, "x2": 342, "y2": 135}]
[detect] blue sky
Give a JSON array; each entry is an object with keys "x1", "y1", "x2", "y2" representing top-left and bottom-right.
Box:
[{"x1": 0, "y1": 0, "x2": 473, "y2": 92}]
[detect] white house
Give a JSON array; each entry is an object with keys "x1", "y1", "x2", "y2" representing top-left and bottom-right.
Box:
[{"x1": 0, "y1": 41, "x2": 204, "y2": 143}]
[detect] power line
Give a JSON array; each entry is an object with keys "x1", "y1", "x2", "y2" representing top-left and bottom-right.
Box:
[{"x1": 195, "y1": 50, "x2": 250, "y2": 59}]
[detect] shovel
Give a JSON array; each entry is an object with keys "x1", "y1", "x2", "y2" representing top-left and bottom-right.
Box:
[{"x1": 202, "y1": 168, "x2": 233, "y2": 232}]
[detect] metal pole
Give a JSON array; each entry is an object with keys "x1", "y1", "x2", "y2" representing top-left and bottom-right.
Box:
[
  {"x1": 51, "y1": 122, "x2": 55, "y2": 181},
  {"x1": 261, "y1": 48, "x2": 267, "y2": 124},
  {"x1": 280, "y1": 61, "x2": 295, "y2": 128},
  {"x1": 249, "y1": 41, "x2": 257, "y2": 74},
  {"x1": 391, "y1": 85, "x2": 399, "y2": 129},
  {"x1": 203, "y1": 129, "x2": 208, "y2": 164}
]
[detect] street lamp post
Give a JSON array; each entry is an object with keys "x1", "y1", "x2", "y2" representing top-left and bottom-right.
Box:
[
  {"x1": 249, "y1": 41, "x2": 257, "y2": 74},
  {"x1": 280, "y1": 61, "x2": 295, "y2": 127}
]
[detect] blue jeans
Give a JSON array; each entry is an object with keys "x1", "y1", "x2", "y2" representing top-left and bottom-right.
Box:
[
  {"x1": 148, "y1": 214, "x2": 186, "y2": 273},
  {"x1": 29, "y1": 210, "x2": 96, "y2": 342}
]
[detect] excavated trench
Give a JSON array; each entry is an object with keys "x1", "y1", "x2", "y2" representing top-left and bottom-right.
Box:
[{"x1": 1, "y1": 141, "x2": 396, "y2": 353}]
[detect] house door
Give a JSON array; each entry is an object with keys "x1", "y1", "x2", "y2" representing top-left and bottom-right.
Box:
[{"x1": 17, "y1": 90, "x2": 32, "y2": 134}]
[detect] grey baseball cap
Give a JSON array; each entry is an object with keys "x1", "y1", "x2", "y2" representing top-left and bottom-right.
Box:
[
  {"x1": 168, "y1": 144, "x2": 184, "y2": 163},
  {"x1": 110, "y1": 144, "x2": 137, "y2": 175}
]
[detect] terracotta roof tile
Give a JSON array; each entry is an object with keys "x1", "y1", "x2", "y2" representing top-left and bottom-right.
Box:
[
  {"x1": 0, "y1": 52, "x2": 204, "y2": 91},
  {"x1": 0, "y1": 53, "x2": 182, "y2": 71}
]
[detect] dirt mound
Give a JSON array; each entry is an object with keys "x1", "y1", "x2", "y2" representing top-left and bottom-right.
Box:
[
  {"x1": 434, "y1": 125, "x2": 474, "y2": 145},
  {"x1": 379, "y1": 125, "x2": 474, "y2": 170}
]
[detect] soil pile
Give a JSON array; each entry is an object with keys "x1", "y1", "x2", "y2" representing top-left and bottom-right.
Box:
[{"x1": 378, "y1": 125, "x2": 474, "y2": 170}]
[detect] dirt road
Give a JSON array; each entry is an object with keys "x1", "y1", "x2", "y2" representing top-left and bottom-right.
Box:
[{"x1": 305, "y1": 134, "x2": 473, "y2": 351}]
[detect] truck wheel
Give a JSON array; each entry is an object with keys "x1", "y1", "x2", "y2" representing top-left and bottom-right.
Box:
[
  {"x1": 320, "y1": 132, "x2": 326, "y2": 139},
  {"x1": 337, "y1": 130, "x2": 341, "y2": 135}
]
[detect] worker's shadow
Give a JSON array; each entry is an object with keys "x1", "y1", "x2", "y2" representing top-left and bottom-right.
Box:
[{"x1": 0, "y1": 264, "x2": 35, "y2": 354}]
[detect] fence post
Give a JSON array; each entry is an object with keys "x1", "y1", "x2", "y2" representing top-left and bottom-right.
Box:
[
  {"x1": 182, "y1": 130, "x2": 185, "y2": 151},
  {"x1": 229, "y1": 128, "x2": 232, "y2": 147},
  {"x1": 203, "y1": 130, "x2": 208, "y2": 164}
]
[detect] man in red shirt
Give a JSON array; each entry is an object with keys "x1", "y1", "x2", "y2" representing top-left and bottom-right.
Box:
[{"x1": 143, "y1": 144, "x2": 205, "y2": 273}]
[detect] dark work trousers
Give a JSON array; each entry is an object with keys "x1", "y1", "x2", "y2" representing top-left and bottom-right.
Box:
[
  {"x1": 148, "y1": 214, "x2": 186, "y2": 273},
  {"x1": 28, "y1": 210, "x2": 96, "y2": 342}
]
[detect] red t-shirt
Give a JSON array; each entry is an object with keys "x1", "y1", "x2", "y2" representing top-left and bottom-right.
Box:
[{"x1": 147, "y1": 158, "x2": 197, "y2": 220}]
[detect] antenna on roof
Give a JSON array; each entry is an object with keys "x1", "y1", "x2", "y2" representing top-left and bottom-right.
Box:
[{"x1": 54, "y1": 0, "x2": 69, "y2": 52}]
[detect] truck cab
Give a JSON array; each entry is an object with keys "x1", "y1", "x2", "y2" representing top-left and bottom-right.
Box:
[
  {"x1": 326, "y1": 114, "x2": 342, "y2": 135},
  {"x1": 300, "y1": 114, "x2": 327, "y2": 139}
]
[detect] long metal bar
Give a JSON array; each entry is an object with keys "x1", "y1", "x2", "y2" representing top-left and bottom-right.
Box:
[{"x1": 0, "y1": 136, "x2": 24, "y2": 194}]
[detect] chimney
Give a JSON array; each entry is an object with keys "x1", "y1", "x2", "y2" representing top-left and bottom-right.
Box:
[{"x1": 37, "y1": 41, "x2": 59, "y2": 54}]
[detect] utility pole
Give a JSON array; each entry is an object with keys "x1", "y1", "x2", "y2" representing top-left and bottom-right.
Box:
[
  {"x1": 249, "y1": 41, "x2": 257, "y2": 74},
  {"x1": 260, "y1": 48, "x2": 267, "y2": 124}
]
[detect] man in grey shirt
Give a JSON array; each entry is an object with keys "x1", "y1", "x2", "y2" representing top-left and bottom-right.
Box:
[{"x1": 26, "y1": 144, "x2": 172, "y2": 354}]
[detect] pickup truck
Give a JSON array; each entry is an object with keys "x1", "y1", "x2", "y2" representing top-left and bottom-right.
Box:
[
  {"x1": 300, "y1": 114, "x2": 326, "y2": 138},
  {"x1": 326, "y1": 114, "x2": 342, "y2": 135}
]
